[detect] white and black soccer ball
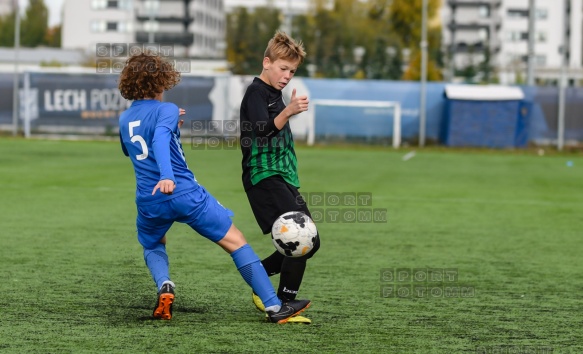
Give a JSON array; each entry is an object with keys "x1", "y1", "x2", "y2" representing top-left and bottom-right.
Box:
[{"x1": 271, "y1": 211, "x2": 318, "y2": 257}]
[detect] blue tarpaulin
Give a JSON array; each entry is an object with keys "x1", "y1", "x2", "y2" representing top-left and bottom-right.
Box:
[{"x1": 442, "y1": 85, "x2": 529, "y2": 148}]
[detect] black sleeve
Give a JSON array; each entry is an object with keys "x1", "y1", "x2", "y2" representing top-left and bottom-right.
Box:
[{"x1": 244, "y1": 89, "x2": 281, "y2": 138}]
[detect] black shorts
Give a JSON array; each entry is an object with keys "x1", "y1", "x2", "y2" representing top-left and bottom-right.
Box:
[{"x1": 246, "y1": 175, "x2": 311, "y2": 234}]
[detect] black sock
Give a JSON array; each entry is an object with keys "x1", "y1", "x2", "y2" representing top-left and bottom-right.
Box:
[
  {"x1": 278, "y1": 257, "x2": 307, "y2": 301},
  {"x1": 261, "y1": 251, "x2": 285, "y2": 276},
  {"x1": 270, "y1": 234, "x2": 320, "y2": 301}
]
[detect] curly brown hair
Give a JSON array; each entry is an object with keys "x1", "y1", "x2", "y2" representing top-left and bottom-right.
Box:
[{"x1": 118, "y1": 52, "x2": 181, "y2": 100}]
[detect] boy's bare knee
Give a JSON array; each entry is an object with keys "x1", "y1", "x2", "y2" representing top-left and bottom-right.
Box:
[{"x1": 217, "y1": 224, "x2": 248, "y2": 253}]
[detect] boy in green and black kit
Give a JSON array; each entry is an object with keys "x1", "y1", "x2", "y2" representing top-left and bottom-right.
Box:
[{"x1": 240, "y1": 31, "x2": 321, "y2": 324}]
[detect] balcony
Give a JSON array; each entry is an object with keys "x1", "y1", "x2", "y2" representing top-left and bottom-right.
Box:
[
  {"x1": 135, "y1": 31, "x2": 194, "y2": 46},
  {"x1": 451, "y1": 40, "x2": 501, "y2": 53},
  {"x1": 448, "y1": 16, "x2": 501, "y2": 31},
  {"x1": 448, "y1": 0, "x2": 501, "y2": 7},
  {"x1": 141, "y1": 0, "x2": 192, "y2": 3},
  {"x1": 136, "y1": 15, "x2": 194, "y2": 26}
]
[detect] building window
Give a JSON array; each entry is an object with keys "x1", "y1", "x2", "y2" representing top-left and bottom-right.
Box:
[
  {"x1": 92, "y1": 0, "x2": 130, "y2": 9},
  {"x1": 91, "y1": 20, "x2": 106, "y2": 32},
  {"x1": 479, "y1": 5, "x2": 490, "y2": 18},
  {"x1": 536, "y1": 8, "x2": 548, "y2": 20},
  {"x1": 118, "y1": 21, "x2": 133, "y2": 33},
  {"x1": 92, "y1": 0, "x2": 107, "y2": 9},
  {"x1": 91, "y1": 20, "x2": 131, "y2": 32},
  {"x1": 507, "y1": 9, "x2": 528, "y2": 18},
  {"x1": 106, "y1": 22, "x2": 118, "y2": 31},
  {"x1": 520, "y1": 55, "x2": 546, "y2": 65},
  {"x1": 143, "y1": 21, "x2": 160, "y2": 32},
  {"x1": 507, "y1": 8, "x2": 547, "y2": 20},
  {"x1": 505, "y1": 31, "x2": 529, "y2": 42},
  {"x1": 144, "y1": 0, "x2": 160, "y2": 12},
  {"x1": 536, "y1": 32, "x2": 547, "y2": 43}
]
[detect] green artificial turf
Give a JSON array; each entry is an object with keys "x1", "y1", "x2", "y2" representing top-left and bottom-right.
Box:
[{"x1": 0, "y1": 138, "x2": 581, "y2": 353}]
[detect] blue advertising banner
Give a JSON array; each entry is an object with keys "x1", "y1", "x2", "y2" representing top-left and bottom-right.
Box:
[
  {"x1": 1, "y1": 70, "x2": 582, "y2": 145},
  {"x1": 300, "y1": 78, "x2": 447, "y2": 141},
  {"x1": 0, "y1": 71, "x2": 215, "y2": 133}
]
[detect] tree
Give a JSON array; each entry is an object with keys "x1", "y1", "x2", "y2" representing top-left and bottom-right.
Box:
[
  {"x1": 403, "y1": 50, "x2": 442, "y2": 81},
  {"x1": 0, "y1": 0, "x2": 51, "y2": 48},
  {"x1": 387, "y1": 45, "x2": 404, "y2": 80},
  {"x1": 457, "y1": 62, "x2": 477, "y2": 83},
  {"x1": 21, "y1": 0, "x2": 49, "y2": 47},
  {"x1": 360, "y1": 0, "x2": 403, "y2": 80},
  {"x1": 455, "y1": 44, "x2": 498, "y2": 83},
  {"x1": 44, "y1": 24, "x2": 61, "y2": 48},
  {"x1": 226, "y1": 7, "x2": 281, "y2": 75},
  {"x1": 290, "y1": 14, "x2": 313, "y2": 77},
  {"x1": 299, "y1": 0, "x2": 401, "y2": 79},
  {"x1": 388, "y1": 0, "x2": 442, "y2": 81},
  {"x1": 367, "y1": 37, "x2": 388, "y2": 79},
  {"x1": 226, "y1": 0, "x2": 401, "y2": 79},
  {"x1": 477, "y1": 45, "x2": 496, "y2": 83},
  {"x1": 0, "y1": 12, "x2": 16, "y2": 47},
  {"x1": 225, "y1": 0, "x2": 442, "y2": 80},
  {"x1": 226, "y1": 7, "x2": 251, "y2": 74}
]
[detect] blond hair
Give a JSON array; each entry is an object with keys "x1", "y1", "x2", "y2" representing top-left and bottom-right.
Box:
[{"x1": 264, "y1": 31, "x2": 306, "y2": 65}]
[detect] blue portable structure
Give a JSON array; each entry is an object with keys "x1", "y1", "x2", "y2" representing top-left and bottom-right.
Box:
[{"x1": 442, "y1": 85, "x2": 529, "y2": 148}]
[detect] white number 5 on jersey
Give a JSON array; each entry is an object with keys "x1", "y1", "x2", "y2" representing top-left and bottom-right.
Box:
[{"x1": 128, "y1": 121, "x2": 148, "y2": 160}]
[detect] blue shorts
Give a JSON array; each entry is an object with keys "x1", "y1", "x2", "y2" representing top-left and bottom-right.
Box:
[{"x1": 136, "y1": 187, "x2": 234, "y2": 249}]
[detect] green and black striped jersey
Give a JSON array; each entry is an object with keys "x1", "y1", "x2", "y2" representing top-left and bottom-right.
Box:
[{"x1": 240, "y1": 78, "x2": 299, "y2": 191}]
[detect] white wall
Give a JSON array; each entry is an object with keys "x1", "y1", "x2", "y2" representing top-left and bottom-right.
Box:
[
  {"x1": 500, "y1": 0, "x2": 582, "y2": 69},
  {"x1": 0, "y1": 0, "x2": 14, "y2": 16},
  {"x1": 569, "y1": 0, "x2": 582, "y2": 68},
  {"x1": 225, "y1": 0, "x2": 310, "y2": 14},
  {"x1": 62, "y1": 0, "x2": 226, "y2": 58},
  {"x1": 62, "y1": 0, "x2": 133, "y2": 54},
  {"x1": 444, "y1": 0, "x2": 583, "y2": 83},
  {"x1": 189, "y1": 0, "x2": 226, "y2": 58}
]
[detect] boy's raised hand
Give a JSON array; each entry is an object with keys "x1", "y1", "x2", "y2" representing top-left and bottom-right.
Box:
[
  {"x1": 287, "y1": 88, "x2": 309, "y2": 117},
  {"x1": 178, "y1": 108, "x2": 186, "y2": 128}
]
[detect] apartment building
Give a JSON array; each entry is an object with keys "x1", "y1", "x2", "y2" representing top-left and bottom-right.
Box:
[
  {"x1": 0, "y1": 0, "x2": 15, "y2": 16},
  {"x1": 62, "y1": 0, "x2": 226, "y2": 58},
  {"x1": 224, "y1": 0, "x2": 311, "y2": 14},
  {"x1": 442, "y1": 0, "x2": 583, "y2": 84}
]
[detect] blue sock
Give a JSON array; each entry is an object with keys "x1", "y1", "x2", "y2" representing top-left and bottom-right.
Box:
[
  {"x1": 231, "y1": 244, "x2": 281, "y2": 309},
  {"x1": 143, "y1": 243, "x2": 170, "y2": 290}
]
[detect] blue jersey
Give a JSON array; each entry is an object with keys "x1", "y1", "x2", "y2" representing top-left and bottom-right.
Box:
[{"x1": 119, "y1": 100, "x2": 199, "y2": 205}]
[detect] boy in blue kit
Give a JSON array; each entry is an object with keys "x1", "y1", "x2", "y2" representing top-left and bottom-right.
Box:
[{"x1": 118, "y1": 51, "x2": 310, "y2": 323}]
